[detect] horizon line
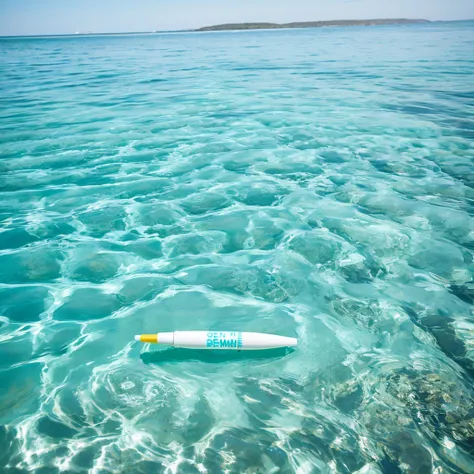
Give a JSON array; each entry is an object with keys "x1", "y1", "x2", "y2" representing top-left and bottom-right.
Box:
[{"x1": 1, "y1": 18, "x2": 473, "y2": 38}]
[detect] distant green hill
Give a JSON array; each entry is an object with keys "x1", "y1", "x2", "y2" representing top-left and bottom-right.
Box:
[{"x1": 196, "y1": 19, "x2": 429, "y2": 32}]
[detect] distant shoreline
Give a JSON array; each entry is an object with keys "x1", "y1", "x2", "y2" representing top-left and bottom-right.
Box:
[
  {"x1": 195, "y1": 19, "x2": 430, "y2": 32},
  {"x1": 5, "y1": 18, "x2": 474, "y2": 38}
]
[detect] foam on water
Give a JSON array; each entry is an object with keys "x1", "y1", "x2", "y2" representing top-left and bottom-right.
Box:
[{"x1": 1, "y1": 22, "x2": 474, "y2": 473}]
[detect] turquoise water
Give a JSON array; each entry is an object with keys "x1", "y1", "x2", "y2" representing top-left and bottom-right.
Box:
[{"x1": 1, "y1": 22, "x2": 474, "y2": 473}]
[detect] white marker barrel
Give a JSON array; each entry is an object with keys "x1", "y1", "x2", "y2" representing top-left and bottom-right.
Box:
[{"x1": 134, "y1": 331, "x2": 297, "y2": 350}]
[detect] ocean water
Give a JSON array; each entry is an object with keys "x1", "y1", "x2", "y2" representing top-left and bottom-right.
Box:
[{"x1": 1, "y1": 21, "x2": 474, "y2": 473}]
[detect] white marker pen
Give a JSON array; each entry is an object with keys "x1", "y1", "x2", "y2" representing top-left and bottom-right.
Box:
[{"x1": 134, "y1": 331, "x2": 297, "y2": 350}]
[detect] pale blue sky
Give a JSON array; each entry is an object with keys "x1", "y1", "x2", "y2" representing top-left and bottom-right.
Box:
[{"x1": 1, "y1": 0, "x2": 473, "y2": 36}]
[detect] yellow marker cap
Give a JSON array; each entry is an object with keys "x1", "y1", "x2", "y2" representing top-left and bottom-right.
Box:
[{"x1": 135, "y1": 334, "x2": 158, "y2": 343}]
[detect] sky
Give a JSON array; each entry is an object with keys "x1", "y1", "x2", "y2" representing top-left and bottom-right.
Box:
[{"x1": 0, "y1": 0, "x2": 473, "y2": 36}]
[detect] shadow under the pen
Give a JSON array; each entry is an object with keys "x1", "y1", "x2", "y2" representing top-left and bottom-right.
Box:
[{"x1": 140, "y1": 347, "x2": 295, "y2": 365}]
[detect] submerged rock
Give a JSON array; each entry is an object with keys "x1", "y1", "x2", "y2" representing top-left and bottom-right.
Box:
[
  {"x1": 0, "y1": 286, "x2": 49, "y2": 322},
  {"x1": 383, "y1": 368, "x2": 474, "y2": 456},
  {"x1": 70, "y1": 251, "x2": 121, "y2": 283},
  {"x1": 78, "y1": 206, "x2": 126, "y2": 237},
  {"x1": 0, "y1": 248, "x2": 62, "y2": 283},
  {"x1": 403, "y1": 306, "x2": 474, "y2": 378},
  {"x1": 180, "y1": 192, "x2": 230, "y2": 215},
  {"x1": 0, "y1": 425, "x2": 20, "y2": 470},
  {"x1": 118, "y1": 276, "x2": 168, "y2": 304},
  {"x1": 54, "y1": 288, "x2": 121, "y2": 321},
  {"x1": 449, "y1": 282, "x2": 474, "y2": 305},
  {"x1": 287, "y1": 416, "x2": 369, "y2": 474},
  {"x1": 288, "y1": 230, "x2": 342, "y2": 266}
]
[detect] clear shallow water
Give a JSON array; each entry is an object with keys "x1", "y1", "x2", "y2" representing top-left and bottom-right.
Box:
[{"x1": 1, "y1": 22, "x2": 474, "y2": 473}]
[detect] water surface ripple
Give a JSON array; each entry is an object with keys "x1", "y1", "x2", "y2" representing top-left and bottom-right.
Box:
[{"x1": 1, "y1": 23, "x2": 474, "y2": 474}]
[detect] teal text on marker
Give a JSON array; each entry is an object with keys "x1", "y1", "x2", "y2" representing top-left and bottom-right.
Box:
[{"x1": 206, "y1": 331, "x2": 243, "y2": 348}]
